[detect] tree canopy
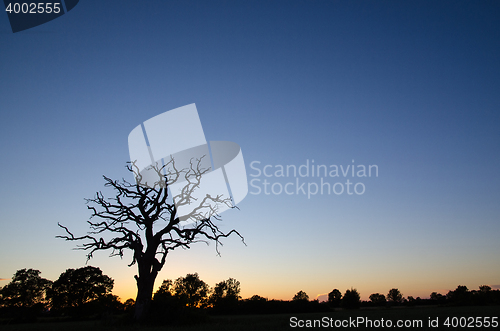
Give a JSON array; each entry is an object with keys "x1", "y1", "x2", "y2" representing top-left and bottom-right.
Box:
[
  {"x1": 173, "y1": 273, "x2": 210, "y2": 308},
  {"x1": 211, "y1": 278, "x2": 241, "y2": 303},
  {"x1": 48, "y1": 266, "x2": 113, "y2": 310},
  {"x1": 369, "y1": 293, "x2": 386, "y2": 304},
  {"x1": 387, "y1": 288, "x2": 403, "y2": 303},
  {"x1": 0, "y1": 269, "x2": 52, "y2": 309},
  {"x1": 327, "y1": 289, "x2": 342, "y2": 307},
  {"x1": 342, "y1": 288, "x2": 360, "y2": 309},
  {"x1": 292, "y1": 290, "x2": 309, "y2": 301}
]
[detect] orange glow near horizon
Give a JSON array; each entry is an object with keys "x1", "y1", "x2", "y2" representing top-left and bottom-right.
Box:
[
  {"x1": 0, "y1": 263, "x2": 493, "y2": 304},
  {"x1": 109, "y1": 276, "x2": 472, "y2": 303}
]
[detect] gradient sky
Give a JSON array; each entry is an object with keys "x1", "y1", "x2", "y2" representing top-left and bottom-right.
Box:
[{"x1": 1, "y1": 0, "x2": 499, "y2": 302}]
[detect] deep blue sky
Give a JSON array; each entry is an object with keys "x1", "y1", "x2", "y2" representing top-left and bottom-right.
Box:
[{"x1": 1, "y1": 0, "x2": 499, "y2": 300}]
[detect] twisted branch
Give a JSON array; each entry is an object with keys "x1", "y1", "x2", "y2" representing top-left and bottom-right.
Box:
[{"x1": 57, "y1": 158, "x2": 245, "y2": 272}]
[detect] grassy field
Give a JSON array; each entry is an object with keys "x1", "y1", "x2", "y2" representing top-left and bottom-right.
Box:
[{"x1": 2, "y1": 306, "x2": 499, "y2": 330}]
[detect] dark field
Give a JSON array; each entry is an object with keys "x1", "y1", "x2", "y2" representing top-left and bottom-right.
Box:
[{"x1": 2, "y1": 306, "x2": 499, "y2": 331}]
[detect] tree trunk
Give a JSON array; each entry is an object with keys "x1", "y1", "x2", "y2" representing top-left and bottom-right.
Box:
[
  {"x1": 133, "y1": 254, "x2": 162, "y2": 322},
  {"x1": 133, "y1": 272, "x2": 156, "y2": 321}
]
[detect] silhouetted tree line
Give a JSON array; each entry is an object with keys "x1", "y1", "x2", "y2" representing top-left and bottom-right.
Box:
[
  {"x1": 1, "y1": 267, "x2": 499, "y2": 324},
  {"x1": 0, "y1": 267, "x2": 121, "y2": 323},
  {"x1": 330, "y1": 286, "x2": 500, "y2": 309}
]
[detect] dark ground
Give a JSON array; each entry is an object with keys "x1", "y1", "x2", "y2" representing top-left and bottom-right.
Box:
[{"x1": 1, "y1": 305, "x2": 499, "y2": 331}]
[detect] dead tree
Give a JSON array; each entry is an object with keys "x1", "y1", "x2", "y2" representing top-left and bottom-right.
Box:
[{"x1": 57, "y1": 158, "x2": 244, "y2": 321}]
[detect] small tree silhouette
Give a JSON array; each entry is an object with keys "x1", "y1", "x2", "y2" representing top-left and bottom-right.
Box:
[
  {"x1": 123, "y1": 298, "x2": 136, "y2": 313},
  {"x1": 328, "y1": 289, "x2": 342, "y2": 307},
  {"x1": 48, "y1": 266, "x2": 113, "y2": 313},
  {"x1": 173, "y1": 273, "x2": 210, "y2": 308},
  {"x1": 0, "y1": 269, "x2": 52, "y2": 321},
  {"x1": 0, "y1": 269, "x2": 52, "y2": 309},
  {"x1": 210, "y1": 277, "x2": 241, "y2": 312},
  {"x1": 292, "y1": 290, "x2": 309, "y2": 301},
  {"x1": 387, "y1": 288, "x2": 403, "y2": 304},
  {"x1": 153, "y1": 279, "x2": 174, "y2": 301},
  {"x1": 369, "y1": 293, "x2": 386, "y2": 305},
  {"x1": 446, "y1": 285, "x2": 470, "y2": 305},
  {"x1": 341, "y1": 288, "x2": 360, "y2": 309}
]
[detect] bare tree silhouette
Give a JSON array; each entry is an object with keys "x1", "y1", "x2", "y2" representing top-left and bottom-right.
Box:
[{"x1": 57, "y1": 158, "x2": 244, "y2": 321}]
